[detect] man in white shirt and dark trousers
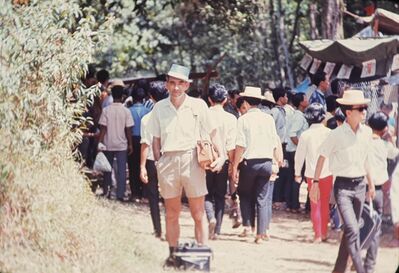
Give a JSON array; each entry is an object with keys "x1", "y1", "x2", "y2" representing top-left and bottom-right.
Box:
[
  {"x1": 146, "y1": 64, "x2": 225, "y2": 266},
  {"x1": 232, "y1": 87, "x2": 280, "y2": 243},
  {"x1": 285, "y1": 92, "x2": 308, "y2": 213},
  {"x1": 205, "y1": 84, "x2": 237, "y2": 240},
  {"x1": 311, "y1": 90, "x2": 375, "y2": 273},
  {"x1": 139, "y1": 81, "x2": 169, "y2": 239},
  {"x1": 363, "y1": 111, "x2": 399, "y2": 273}
]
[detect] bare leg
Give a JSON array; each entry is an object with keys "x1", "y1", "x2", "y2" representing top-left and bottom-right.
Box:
[
  {"x1": 188, "y1": 196, "x2": 207, "y2": 245},
  {"x1": 164, "y1": 196, "x2": 182, "y2": 247}
]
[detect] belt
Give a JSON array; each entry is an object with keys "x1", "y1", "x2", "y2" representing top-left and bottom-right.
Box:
[
  {"x1": 375, "y1": 185, "x2": 383, "y2": 190},
  {"x1": 336, "y1": 176, "x2": 364, "y2": 183}
]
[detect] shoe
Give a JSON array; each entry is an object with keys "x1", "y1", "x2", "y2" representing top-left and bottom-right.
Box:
[
  {"x1": 232, "y1": 219, "x2": 242, "y2": 229},
  {"x1": 254, "y1": 236, "x2": 263, "y2": 244},
  {"x1": 208, "y1": 219, "x2": 216, "y2": 240},
  {"x1": 238, "y1": 228, "x2": 249, "y2": 238},
  {"x1": 262, "y1": 234, "x2": 270, "y2": 241},
  {"x1": 163, "y1": 255, "x2": 177, "y2": 268},
  {"x1": 313, "y1": 237, "x2": 322, "y2": 243}
]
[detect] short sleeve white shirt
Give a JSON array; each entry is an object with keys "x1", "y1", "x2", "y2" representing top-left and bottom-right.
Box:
[
  {"x1": 286, "y1": 110, "x2": 309, "y2": 152},
  {"x1": 295, "y1": 124, "x2": 331, "y2": 178},
  {"x1": 140, "y1": 111, "x2": 154, "y2": 161},
  {"x1": 318, "y1": 122, "x2": 372, "y2": 178},
  {"x1": 146, "y1": 95, "x2": 216, "y2": 152},
  {"x1": 236, "y1": 108, "x2": 279, "y2": 159},
  {"x1": 98, "y1": 103, "x2": 134, "y2": 151},
  {"x1": 368, "y1": 136, "x2": 399, "y2": 186},
  {"x1": 209, "y1": 105, "x2": 237, "y2": 157}
]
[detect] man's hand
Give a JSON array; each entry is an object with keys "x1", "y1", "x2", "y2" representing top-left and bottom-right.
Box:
[
  {"x1": 309, "y1": 182, "x2": 320, "y2": 203},
  {"x1": 210, "y1": 156, "x2": 226, "y2": 173},
  {"x1": 98, "y1": 142, "x2": 106, "y2": 151},
  {"x1": 231, "y1": 165, "x2": 239, "y2": 184},
  {"x1": 140, "y1": 166, "x2": 148, "y2": 184},
  {"x1": 128, "y1": 144, "x2": 133, "y2": 155},
  {"x1": 368, "y1": 183, "x2": 376, "y2": 200},
  {"x1": 294, "y1": 175, "x2": 302, "y2": 184}
]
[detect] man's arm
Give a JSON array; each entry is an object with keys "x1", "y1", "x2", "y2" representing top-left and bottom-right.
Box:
[
  {"x1": 140, "y1": 143, "x2": 149, "y2": 184},
  {"x1": 210, "y1": 128, "x2": 226, "y2": 172},
  {"x1": 309, "y1": 155, "x2": 326, "y2": 203},
  {"x1": 231, "y1": 145, "x2": 245, "y2": 185},
  {"x1": 125, "y1": 126, "x2": 133, "y2": 155},
  {"x1": 98, "y1": 125, "x2": 106, "y2": 150}
]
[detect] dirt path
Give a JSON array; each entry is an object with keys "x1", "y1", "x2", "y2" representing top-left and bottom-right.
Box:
[{"x1": 125, "y1": 200, "x2": 398, "y2": 273}]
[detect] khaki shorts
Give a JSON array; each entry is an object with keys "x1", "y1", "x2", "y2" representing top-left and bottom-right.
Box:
[{"x1": 156, "y1": 149, "x2": 207, "y2": 199}]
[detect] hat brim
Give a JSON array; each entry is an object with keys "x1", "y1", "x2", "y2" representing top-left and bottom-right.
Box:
[
  {"x1": 167, "y1": 72, "x2": 192, "y2": 83},
  {"x1": 336, "y1": 98, "x2": 371, "y2": 105},
  {"x1": 263, "y1": 98, "x2": 276, "y2": 104},
  {"x1": 239, "y1": 92, "x2": 265, "y2": 100}
]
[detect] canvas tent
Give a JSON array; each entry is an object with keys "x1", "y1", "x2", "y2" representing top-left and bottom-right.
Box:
[{"x1": 349, "y1": 8, "x2": 399, "y2": 36}]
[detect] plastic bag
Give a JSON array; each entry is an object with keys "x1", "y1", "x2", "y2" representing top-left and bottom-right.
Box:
[{"x1": 93, "y1": 152, "x2": 112, "y2": 172}]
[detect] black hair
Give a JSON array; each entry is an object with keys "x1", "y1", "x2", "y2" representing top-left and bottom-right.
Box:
[
  {"x1": 236, "y1": 96, "x2": 245, "y2": 109},
  {"x1": 326, "y1": 95, "x2": 338, "y2": 112},
  {"x1": 272, "y1": 87, "x2": 287, "y2": 102},
  {"x1": 368, "y1": 111, "x2": 389, "y2": 131},
  {"x1": 243, "y1": 96, "x2": 261, "y2": 106},
  {"x1": 148, "y1": 81, "x2": 168, "y2": 102},
  {"x1": 209, "y1": 84, "x2": 228, "y2": 103},
  {"x1": 292, "y1": 93, "x2": 305, "y2": 108},
  {"x1": 111, "y1": 85, "x2": 124, "y2": 100},
  {"x1": 335, "y1": 107, "x2": 346, "y2": 121},
  {"x1": 304, "y1": 103, "x2": 326, "y2": 124},
  {"x1": 96, "y1": 69, "x2": 110, "y2": 84},
  {"x1": 228, "y1": 89, "x2": 240, "y2": 99},
  {"x1": 330, "y1": 79, "x2": 340, "y2": 95},
  {"x1": 312, "y1": 71, "x2": 327, "y2": 87},
  {"x1": 132, "y1": 86, "x2": 147, "y2": 102},
  {"x1": 326, "y1": 118, "x2": 338, "y2": 129}
]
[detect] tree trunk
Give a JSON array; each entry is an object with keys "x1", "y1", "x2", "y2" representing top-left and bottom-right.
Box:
[
  {"x1": 321, "y1": 0, "x2": 344, "y2": 40},
  {"x1": 269, "y1": 0, "x2": 283, "y2": 86},
  {"x1": 276, "y1": 0, "x2": 295, "y2": 88},
  {"x1": 309, "y1": 3, "x2": 320, "y2": 40}
]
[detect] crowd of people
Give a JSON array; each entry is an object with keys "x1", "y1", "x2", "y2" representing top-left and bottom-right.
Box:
[{"x1": 79, "y1": 63, "x2": 399, "y2": 273}]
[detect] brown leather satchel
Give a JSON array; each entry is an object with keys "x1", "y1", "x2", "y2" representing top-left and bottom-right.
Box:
[{"x1": 197, "y1": 139, "x2": 218, "y2": 169}]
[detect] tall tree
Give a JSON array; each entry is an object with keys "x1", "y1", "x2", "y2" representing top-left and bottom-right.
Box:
[{"x1": 321, "y1": 0, "x2": 344, "y2": 39}]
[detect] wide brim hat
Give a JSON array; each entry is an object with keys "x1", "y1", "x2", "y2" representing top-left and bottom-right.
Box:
[
  {"x1": 263, "y1": 91, "x2": 276, "y2": 104},
  {"x1": 109, "y1": 78, "x2": 125, "y2": 88},
  {"x1": 239, "y1": 86, "x2": 265, "y2": 100},
  {"x1": 336, "y1": 89, "x2": 370, "y2": 105},
  {"x1": 167, "y1": 64, "x2": 192, "y2": 83}
]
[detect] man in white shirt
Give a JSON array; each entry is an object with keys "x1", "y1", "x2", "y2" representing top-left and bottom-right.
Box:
[
  {"x1": 146, "y1": 64, "x2": 225, "y2": 266},
  {"x1": 139, "y1": 81, "x2": 169, "y2": 239},
  {"x1": 295, "y1": 103, "x2": 332, "y2": 242},
  {"x1": 364, "y1": 111, "x2": 399, "y2": 273},
  {"x1": 205, "y1": 84, "x2": 237, "y2": 240},
  {"x1": 231, "y1": 87, "x2": 280, "y2": 243},
  {"x1": 391, "y1": 163, "x2": 399, "y2": 239},
  {"x1": 285, "y1": 93, "x2": 308, "y2": 213},
  {"x1": 311, "y1": 90, "x2": 375, "y2": 273},
  {"x1": 98, "y1": 84, "x2": 134, "y2": 201}
]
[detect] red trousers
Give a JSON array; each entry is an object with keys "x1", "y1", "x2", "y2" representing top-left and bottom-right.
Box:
[{"x1": 307, "y1": 176, "x2": 333, "y2": 238}]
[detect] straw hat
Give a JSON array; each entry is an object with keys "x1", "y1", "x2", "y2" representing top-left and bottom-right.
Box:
[
  {"x1": 167, "y1": 64, "x2": 192, "y2": 83},
  {"x1": 109, "y1": 78, "x2": 125, "y2": 88},
  {"x1": 263, "y1": 91, "x2": 276, "y2": 104},
  {"x1": 336, "y1": 90, "x2": 370, "y2": 105},
  {"x1": 239, "y1": 86, "x2": 264, "y2": 100}
]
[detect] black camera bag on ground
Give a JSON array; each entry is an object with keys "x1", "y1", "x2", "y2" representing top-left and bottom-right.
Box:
[{"x1": 174, "y1": 242, "x2": 213, "y2": 271}]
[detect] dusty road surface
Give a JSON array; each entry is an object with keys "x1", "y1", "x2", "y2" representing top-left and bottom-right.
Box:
[{"x1": 123, "y1": 200, "x2": 398, "y2": 273}]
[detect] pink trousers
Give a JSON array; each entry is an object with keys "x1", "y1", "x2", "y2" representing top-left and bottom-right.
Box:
[{"x1": 307, "y1": 176, "x2": 333, "y2": 238}]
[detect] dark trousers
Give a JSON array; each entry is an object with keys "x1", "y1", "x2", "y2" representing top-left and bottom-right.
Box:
[
  {"x1": 364, "y1": 187, "x2": 383, "y2": 273},
  {"x1": 333, "y1": 177, "x2": 366, "y2": 273},
  {"x1": 238, "y1": 159, "x2": 272, "y2": 235},
  {"x1": 103, "y1": 150, "x2": 127, "y2": 199},
  {"x1": 128, "y1": 136, "x2": 143, "y2": 198},
  {"x1": 204, "y1": 161, "x2": 228, "y2": 234},
  {"x1": 285, "y1": 151, "x2": 300, "y2": 210},
  {"x1": 273, "y1": 144, "x2": 288, "y2": 203},
  {"x1": 145, "y1": 160, "x2": 162, "y2": 235}
]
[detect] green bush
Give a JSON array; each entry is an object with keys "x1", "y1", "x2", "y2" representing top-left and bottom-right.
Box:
[{"x1": 0, "y1": 1, "x2": 158, "y2": 272}]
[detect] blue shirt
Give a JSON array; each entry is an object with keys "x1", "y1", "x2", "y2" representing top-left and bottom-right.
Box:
[
  {"x1": 309, "y1": 89, "x2": 326, "y2": 107},
  {"x1": 129, "y1": 103, "x2": 151, "y2": 136}
]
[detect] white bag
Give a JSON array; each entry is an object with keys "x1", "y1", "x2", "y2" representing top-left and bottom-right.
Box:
[{"x1": 93, "y1": 152, "x2": 112, "y2": 172}]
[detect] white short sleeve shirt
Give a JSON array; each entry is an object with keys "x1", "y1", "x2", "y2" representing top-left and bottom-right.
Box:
[
  {"x1": 140, "y1": 111, "x2": 154, "y2": 161},
  {"x1": 146, "y1": 95, "x2": 216, "y2": 152},
  {"x1": 318, "y1": 122, "x2": 372, "y2": 178},
  {"x1": 209, "y1": 105, "x2": 237, "y2": 157}
]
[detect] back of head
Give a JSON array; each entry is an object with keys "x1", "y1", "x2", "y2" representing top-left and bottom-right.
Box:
[
  {"x1": 326, "y1": 117, "x2": 338, "y2": 129},
  {"x1": 312, "y1": 71, "x2": 326, "y2": 87},
  {"x1": 334, "y1": 107, "x2": 346, "y2": 122},
  {"x1": 111, "y1": 85, "x2": 124, "y2": 100},
  {"x1": 326, "y1": 95, "x2": 338, "y2": 112},
  {"x1": 272, "y1": 87, "x2": 287, "y2": 102},
  {"x1": 304, "y1": 103, "x2": 326, "y2": 124},
  {"x1": 132, "y1": 86, "x2": 147, "y2": 102},
  {"x1": 148, "y1": 81, "x2": 168, "y2": 102},
  {"x1": 236, "y1": 96, "x2": 245, "y2": 109},
  {"x1": 209, "y1": 84, "x2": 228, "y2": 103},
  {"x1": 368, "y1": 111, "x2": 388, "y2": 131},
  {"x1": 292, "y1": 93, "x2": 305, "y2": 108},
  {"x1": 96, "y1": 69, "x2": 110, "y2": 84},
  {"x1": 228, "y1": 89, "x2": 240, "y2": 99}
]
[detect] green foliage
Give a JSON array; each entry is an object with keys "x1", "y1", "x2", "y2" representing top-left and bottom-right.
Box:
[{"x1": 0, "y1": 1, "x2": 158, "y2": 272}]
